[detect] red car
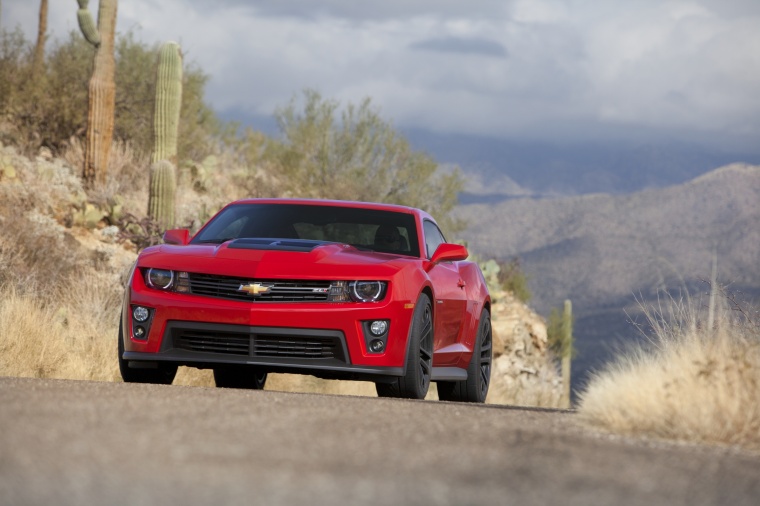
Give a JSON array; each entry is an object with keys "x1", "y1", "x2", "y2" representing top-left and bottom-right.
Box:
[{"x1": 119, "y1": 199, "x2": 492, "y2": 402}]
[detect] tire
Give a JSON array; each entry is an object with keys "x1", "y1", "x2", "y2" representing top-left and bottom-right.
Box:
[
  {"x1": 213, "y1": 366, "x2": 268, "y2": 390},
  {"x1": 118, "y1": 316, "x2": 177, "y2": 385},
  {"x1": 375, "y1": 293, "x2": 433, "y2": 400},
  {"x1": 437, "y1": 308, "x2": 492, "y2": 403}
]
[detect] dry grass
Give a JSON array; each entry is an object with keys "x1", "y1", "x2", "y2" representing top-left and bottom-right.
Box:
[
  {"x1": 0, "y1": 279, "x2": 121, "y2": 382},
  {"x1": 577, "y1": 294, "x2": 760, "y2": 450},
  {"x1": 0, "y1": 142, "x2": 129, "y2": 381}
]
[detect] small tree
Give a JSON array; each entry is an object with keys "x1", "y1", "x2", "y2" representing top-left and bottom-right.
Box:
[{"x1": 249, "y1": 90, "x2": 464, "y2": 232}]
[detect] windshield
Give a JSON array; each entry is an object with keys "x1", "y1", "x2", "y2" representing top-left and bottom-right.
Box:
[{"x1": 191, "y1": 203, "x2": 420, "y2": 257}]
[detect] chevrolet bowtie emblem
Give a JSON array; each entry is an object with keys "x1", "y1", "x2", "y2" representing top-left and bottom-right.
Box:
[{"x1": 238, "y1": 283, "x2": 271, "y2": 296}]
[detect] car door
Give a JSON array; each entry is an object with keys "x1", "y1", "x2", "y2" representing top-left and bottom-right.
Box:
[{"x1": 423, "y1": 220, "x2": 467, "y2": 366}]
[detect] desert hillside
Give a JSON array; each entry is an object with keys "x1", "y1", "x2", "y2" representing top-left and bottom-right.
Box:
[{"x1": 456, "y1": 163, "x2": 760, "y2": 313}]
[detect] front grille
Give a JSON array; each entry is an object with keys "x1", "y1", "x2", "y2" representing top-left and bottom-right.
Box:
[
  {"x1": 175, "y1": 330, "x2": 250, "y2": 356},
  {"x1": 253, "y1": 337, "x2": 338, "y2": 358},
  {"x1": 173, "y1": 330, "x2": 344, "y2": 361},
  {"x1": 188, "y1": 273, "x2": 332, "y2": 303}
]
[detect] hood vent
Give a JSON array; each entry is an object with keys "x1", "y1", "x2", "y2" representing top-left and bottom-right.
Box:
[{"x1": 227, "y1": 238, "x2": 334, "y2": 252}]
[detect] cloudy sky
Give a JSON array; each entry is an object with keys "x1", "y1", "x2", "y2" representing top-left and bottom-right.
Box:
[{"x1": 4, "y1": 0, "x2": 760, "y2": 152}]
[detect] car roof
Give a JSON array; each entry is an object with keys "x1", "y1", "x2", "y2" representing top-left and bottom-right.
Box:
[{"x1": 229, "y1": 198, "x2": 430, "y2": 219}]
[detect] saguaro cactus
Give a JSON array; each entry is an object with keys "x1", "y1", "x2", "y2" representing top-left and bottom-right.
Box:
[
  {"x1": 33, "y1": 0, "x2": 48, "y2": 76},
  {"x1": 147, "y1": 42, "x2": 182, "y2": 231},
  {"x1": 77, "y1": 0, "x2": 118, "y2": 189},
  {"x1": 148, "y1": 160, "x2": 176, "y2": 229},
  {"x1": 151, "y1": 42, "x2": 183, "y2": 164},
  {"x1": 548, "y1": 299, "x2": 575, "y2": 408},
  {"x1": 560, "y1": 299, "x2": 573, "y2": 409}
]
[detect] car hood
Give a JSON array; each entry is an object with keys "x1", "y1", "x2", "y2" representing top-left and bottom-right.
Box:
[{"x1": 137, "y1": 241, "x2": 415, "y2": 279}]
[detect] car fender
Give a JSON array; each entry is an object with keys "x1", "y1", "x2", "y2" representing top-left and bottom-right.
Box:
[
  {"x1": 388, "y1": 262, "x2": 436, "y2": 377},
  {"x1": 458, "y1": 261, "x2": 491, "y2": 349}
]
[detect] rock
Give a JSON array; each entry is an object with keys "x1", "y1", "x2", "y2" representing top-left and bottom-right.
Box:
[
  {"x1": 37, "y1": 147, "x2": 53, "y2": 161},
  {"x1": 486, "y1": 290, "x2": 563, "y2": 407},
  {"x1": 100, "y1": 225, "x2": 119, "y2": 243}
]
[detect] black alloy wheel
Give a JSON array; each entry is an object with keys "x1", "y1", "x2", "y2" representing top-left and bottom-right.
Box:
[
  {"x1": 375, "y1": 293, "x2": 433, "y2": 400},
  {"x1": 437, "y1": 308, "x2": 492, "y2": 403}
]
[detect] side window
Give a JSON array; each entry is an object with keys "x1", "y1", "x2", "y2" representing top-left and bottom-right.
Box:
[{"x1": 423, "y1": 220, "x2": 446, "y2": 259}]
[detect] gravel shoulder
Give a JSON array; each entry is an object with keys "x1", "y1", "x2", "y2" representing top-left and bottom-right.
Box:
[{"x1": 0, "y1": 376, "x2": 758, "y2": 506}]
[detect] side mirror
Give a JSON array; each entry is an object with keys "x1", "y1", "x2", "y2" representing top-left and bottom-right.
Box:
[
  {"x1": 430, "y1": 243, "x2": 469, "y2": 264},
  {"x1": 163, "y1": 229, "x2": 190, "y2": 245}
]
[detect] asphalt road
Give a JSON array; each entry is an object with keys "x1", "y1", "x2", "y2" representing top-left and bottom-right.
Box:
[{"x1": 1, "y1": 377, "x2": 758, "y2": 506}]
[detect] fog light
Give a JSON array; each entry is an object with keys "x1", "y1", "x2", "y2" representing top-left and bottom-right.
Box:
[
  {"x1": 133, "y1": 306, "x2": 150, "y2": 322},
  {"x1": 369, "y1": 339, "x2": 385, "y2": 353},
  {"x1": 133, "y1": 326, "x2": 146, "y2": 339},
  {"x1": 369, "y1": 320, "x2": 388, "y2": 336}
]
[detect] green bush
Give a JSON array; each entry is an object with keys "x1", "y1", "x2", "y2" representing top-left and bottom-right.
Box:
[
  {"x1": 474, "y1": 256, "x2": 531, "y2": 302},
  {"x1": 498, "y1": 257, "x2": 531, "y2": 302}
]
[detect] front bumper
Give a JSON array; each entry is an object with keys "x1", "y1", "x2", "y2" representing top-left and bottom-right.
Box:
[
  {"x1": 122, "y1": 281, "x2": 416, "y2": 380},
  {"x1": 123, "y1": 321, "x2": 405, "y2": 380}
]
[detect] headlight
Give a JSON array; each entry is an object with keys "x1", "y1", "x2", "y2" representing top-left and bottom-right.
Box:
[
  {"x1": 145, "y1": 268, "x2": 174, "y2": 290},
  {"x1": 326, "y1": 281, "x2": 388, "y2": 303},
  {"x1": 348, "y1": 281, "x2": 387, "y2": 303}
]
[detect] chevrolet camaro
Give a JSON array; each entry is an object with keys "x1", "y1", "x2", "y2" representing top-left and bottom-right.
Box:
[{"x1": 119, "y1": 199, "x2": 492, "y2": 401}]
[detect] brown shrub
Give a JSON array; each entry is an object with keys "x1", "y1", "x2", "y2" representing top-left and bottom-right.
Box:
[{"x1": 578, "y1": 294, "x2": 760, "y2": 450}]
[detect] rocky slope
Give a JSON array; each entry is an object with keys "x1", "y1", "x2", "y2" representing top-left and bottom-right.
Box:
[{"x1": 487, "y1": 290, "x2": 562, "y2": 406}]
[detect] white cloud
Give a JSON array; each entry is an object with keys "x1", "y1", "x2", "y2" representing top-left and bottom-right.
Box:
[
  {"x1": 512, "y1": 0, "x2": 570, "y2": 24},
  {"x1": 2, "y1": 0, "x2": 758, "y2": 150}
]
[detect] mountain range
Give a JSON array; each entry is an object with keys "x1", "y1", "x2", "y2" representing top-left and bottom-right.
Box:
[
  {"x1": 406, "y1": 129, "x2": 760, "y2": 196},
  {"x1": 455, "y1": 163, "x2": 760, "y2": 391}
]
